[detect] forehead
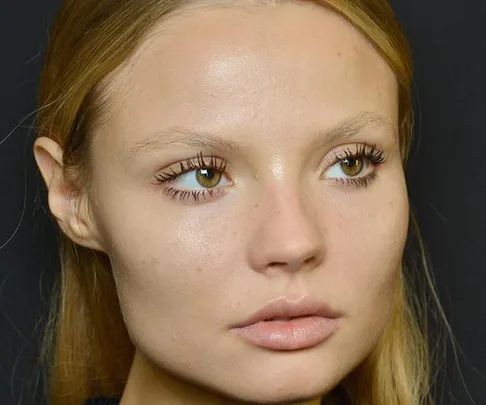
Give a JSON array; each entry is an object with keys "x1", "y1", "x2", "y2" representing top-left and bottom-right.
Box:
[{"x1": 96, "y1": 1, "x2": 397, "y2": 153}]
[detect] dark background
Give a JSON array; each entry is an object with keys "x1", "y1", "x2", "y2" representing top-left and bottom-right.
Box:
[{"x1": 1, "y1": 1, "x2": 485, "y2": 404}]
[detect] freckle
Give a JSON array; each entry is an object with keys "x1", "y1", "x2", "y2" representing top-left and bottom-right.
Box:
[
  {"x1": 337, "y1": 51, "x2": 342, "y2": 57},
  {"x1": 196, "y1": 267, "x2": 202, "y2": 273},
  {"x1": 254, "y1": 203, "x2": 259, "y2": 208}
]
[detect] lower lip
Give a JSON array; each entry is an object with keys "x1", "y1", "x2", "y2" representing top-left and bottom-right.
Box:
[{"x1": 231, "y1": 316, "x2": 338, "y2": 351}]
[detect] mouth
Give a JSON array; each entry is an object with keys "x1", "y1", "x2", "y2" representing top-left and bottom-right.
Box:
[{"x1": 230, "y1": 296, "x2": 342, "y2": 351}]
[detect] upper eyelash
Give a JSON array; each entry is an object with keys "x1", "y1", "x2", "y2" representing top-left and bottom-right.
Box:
[
  {"x1": 155, "y1": 143, "x2": 384, "y2": 182},
  {"x1": 154, "y1": 152, "x2": 228, "y2": 183},
  {"x1": 332, "y1": 142, "x2": 386, "y2": 166}
]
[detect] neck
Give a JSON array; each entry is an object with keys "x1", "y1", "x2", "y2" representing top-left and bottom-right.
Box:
[{"x1": 119, "y1": 350, "x2": 324, "y2": 405}]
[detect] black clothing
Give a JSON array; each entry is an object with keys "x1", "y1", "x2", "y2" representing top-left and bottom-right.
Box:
[{"x1": 84, "y1": 398, "x2": 120, "y2": 405}]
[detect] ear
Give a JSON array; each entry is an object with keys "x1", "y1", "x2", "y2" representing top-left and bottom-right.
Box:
[{"x1": 33, "y1": 137, "x2": 106, "y2": 252}]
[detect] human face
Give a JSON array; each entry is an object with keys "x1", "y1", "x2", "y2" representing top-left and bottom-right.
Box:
[{"x1": 87, "y1": 1, "x2": 409, "y2": 403}]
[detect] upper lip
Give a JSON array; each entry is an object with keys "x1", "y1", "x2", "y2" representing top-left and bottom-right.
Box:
[{"x1": 231, "y1": 296, "x2": 342, "y2": 329}]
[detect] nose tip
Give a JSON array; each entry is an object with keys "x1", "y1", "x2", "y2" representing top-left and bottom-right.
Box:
[{"x1": 247, "y1": 191, "x2": 324, "y2": 275}]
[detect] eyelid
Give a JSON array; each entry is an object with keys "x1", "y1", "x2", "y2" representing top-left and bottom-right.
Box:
[
  {"x1": 153, "y1": 153, "x2": 233, "y2": 203},
  {"x1": 321, "y1": 142, "x2": 386, "y2": 168},
  {"x1": 319, "y1": 142, "x2": 387, "y2": 189},
  {"x1": 154, "y1": 153, "x2": 231, "y2": 183}
]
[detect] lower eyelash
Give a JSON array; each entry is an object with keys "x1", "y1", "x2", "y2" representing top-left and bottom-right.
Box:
[
  {"x1": 163, "y1": 187, "x2": 217, "y2": 202},
  {"x1": 333, "y1": 171, "x2": 378, "y2": 188}
]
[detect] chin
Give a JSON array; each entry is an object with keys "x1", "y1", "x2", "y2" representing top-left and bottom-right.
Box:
[
  {"x1": 207, "y1": 370, "x2": 336, "y2": 405},
  {"x1": 230, "y1": 394, "x2": 322, "y2": 405},
  {"x1": 210, "y1": 386, "x2": 325, "y2": 405}
]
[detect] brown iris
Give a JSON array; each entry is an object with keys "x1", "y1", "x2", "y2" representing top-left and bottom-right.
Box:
[
  {"x1": 196, "y1": 168, "x2": 222, "y2": 188},
  {"x1": 340, "y1": 157, "x2": 364, "y2": 177}
]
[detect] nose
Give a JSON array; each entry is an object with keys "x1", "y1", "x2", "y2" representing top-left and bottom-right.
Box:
[{"x1": 247, "y1": 185, "x2": 324, "y2": 275}]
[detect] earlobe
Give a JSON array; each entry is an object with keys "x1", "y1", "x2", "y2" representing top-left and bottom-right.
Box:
[{"x1": 33, "y1": 137, "x2": 106, "y2": 252}]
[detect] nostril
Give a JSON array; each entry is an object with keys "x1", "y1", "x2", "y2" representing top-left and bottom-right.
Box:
[
  {"x1": 260, "y1": 256, "x2": 321, "y2": 275},
  {"x1": 303, "y1": 256, "x2": 315, "y2": 265},
  {"x1": 268, "y1": 261, "x2": 286, "y2": 269}
]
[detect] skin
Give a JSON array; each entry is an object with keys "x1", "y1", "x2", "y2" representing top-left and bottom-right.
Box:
[{"x1": 34, "y1": 2, "x2": 409, "y2": 405}]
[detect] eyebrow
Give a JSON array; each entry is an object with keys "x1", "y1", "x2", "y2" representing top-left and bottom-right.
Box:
[
  {"x1": 125, "y1": 111, "x2": 396, "y2": 160},
  {"x1": 322, "y1": 111, "x2": 396, "y2": 146},
  {"x1": 127, "y1": 127, "x2": 239, "y2": 159}
]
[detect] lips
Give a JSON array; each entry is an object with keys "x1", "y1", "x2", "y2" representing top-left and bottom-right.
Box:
[
  {"x1": 230, "y1": 296, "x2": 342, "y2": 351},
  {"x1": 232, "y1": 296, "x2": 342, "y2": 328}
]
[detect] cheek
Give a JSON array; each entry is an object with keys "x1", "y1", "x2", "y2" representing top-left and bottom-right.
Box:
[
  {"x1": 97, "y1": 195, "x2": 239, "y2": 319},
  {"x1": 313, "y1": 179, "x2": 408, "y2": 364},
  {"x1": 325, "y1": 176, "x2": 409, "y2": 314}
]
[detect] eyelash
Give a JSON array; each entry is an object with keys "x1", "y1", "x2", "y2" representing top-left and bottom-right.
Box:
[
  {"x1": 154, "y1": 144, "x2": 386, "y2": 202},
  {"x1": 154, "y1": 152, "x2": 229, "y2": 202},
  {"x1": 329, "y1": 142, "x2": 386, "y2": 188}
]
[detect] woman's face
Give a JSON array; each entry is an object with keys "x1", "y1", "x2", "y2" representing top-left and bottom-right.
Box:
[{"x1": 86, "y1": 1, "x2": 408, "y2": 403}]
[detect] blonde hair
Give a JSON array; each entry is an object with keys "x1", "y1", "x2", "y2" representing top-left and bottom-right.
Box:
[{"x1": 37, "y1": 1, "x2": 443, "y2": 404}]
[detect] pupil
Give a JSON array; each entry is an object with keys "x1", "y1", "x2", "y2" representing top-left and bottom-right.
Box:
[
  {"x1": 346, "y1": 158, "x2": 358, "y2": 167},
  {"x1": 196, "y1": 167, "x2": 222, "y2": 189},
  {"x1": 200, "y1": 168, "x2": 214, "y2": 178},
  {"x1": 341, "y1": 157, "x2": 363, "y2": 176}
]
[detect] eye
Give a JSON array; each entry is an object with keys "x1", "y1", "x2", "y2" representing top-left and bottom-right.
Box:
[
  {"x1": 323, "y1": 143, "x2": 386, "y2": 187},
  {"x1": 326, "y1": 156, "x2": 369, "y2": 179},
  {"x1": 177, "y1": 167, "x2": 229, "y2": 189},
  {"x1": 153, "y1": 153, "x2": 231, "y2": 202}
]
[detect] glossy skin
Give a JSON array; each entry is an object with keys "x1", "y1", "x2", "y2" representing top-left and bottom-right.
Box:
[{"x1": 35, "y1": 2, "x2": 409, "y2": 405}]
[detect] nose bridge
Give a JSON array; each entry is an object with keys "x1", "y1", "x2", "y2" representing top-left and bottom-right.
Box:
[{"x1": 247, "y1": 178, "x2": 324, "y2": 274}]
